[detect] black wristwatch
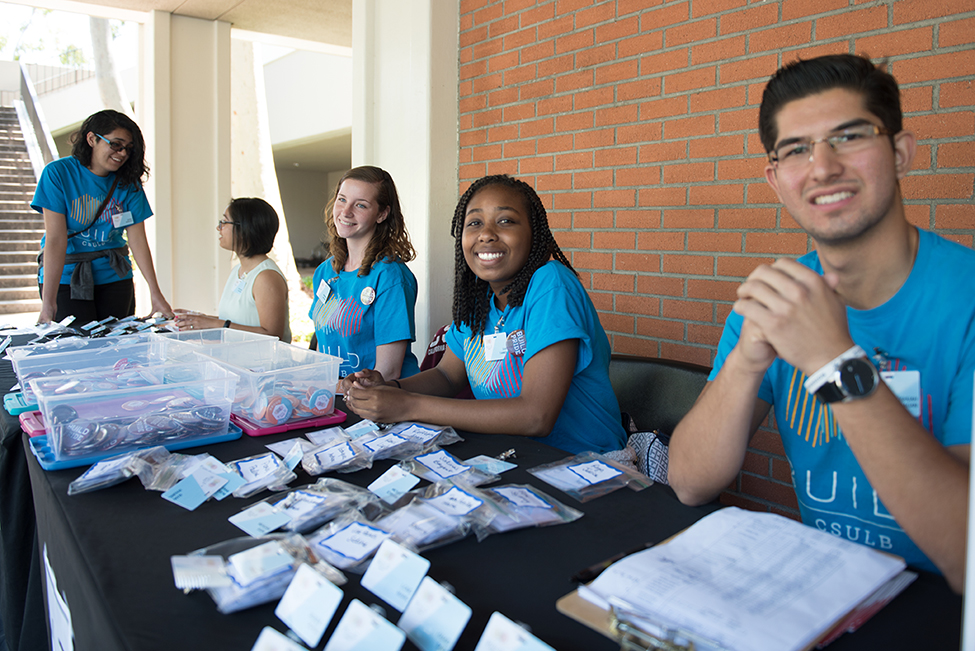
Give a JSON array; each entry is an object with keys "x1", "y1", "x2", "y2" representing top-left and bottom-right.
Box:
[{"x1": 815, "y1": 355, "x2": 879, "y2": 404}]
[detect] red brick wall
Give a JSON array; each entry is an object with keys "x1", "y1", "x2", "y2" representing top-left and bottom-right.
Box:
[{"x1": 458, "y1": 0, "x2": 975, "y2": 517}]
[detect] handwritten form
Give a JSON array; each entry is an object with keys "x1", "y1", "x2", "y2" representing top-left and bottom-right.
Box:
[{"x1": 580, "y1": 507, "x2": 905, "y2": 651}]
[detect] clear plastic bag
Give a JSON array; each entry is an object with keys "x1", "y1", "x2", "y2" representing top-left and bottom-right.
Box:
[
  {"x1": 305, "y1": 426, "x2": 349, "y2": 448},
  {"x1": 526, "y1": 451, "x2": 652, "y2": 502},
  {"x1": 374, "y1": 499, "x2": 470, "y2": 552},
  {"x1": 301, "y1": 438, "x2": 373, "y2": 476},
  {"x1": 264, "y1": 436, "x2": 319, "y2": 459},
  {"x1": 262, "y1": 478, "x2": 382, "y2": 533},
  {"x1": 229, "y1": 451, "x2": 297, "y2": 498},
  {"x1": 306, "y1": 513, "x2": 393, "y2": 574},
  {"x1": 135, "y1": 450, "x2": 208, "y2": 492},
  {"x1": 397, "y1": 447, "x2": 499, "y2": 487},
  {"x1": 407, "y1": 480, "x2": 504, "y2": 543},
  {"x1": 67, "y1": 446, "x2": 168, "y2": 495},
  {"x1": 381, "y1": 422, "x2": 463, "y2": 451},
  {"x1": 187, "y1": 534, "x2": 345, "y2": 614},
  {"x1": 352, "y1": 429, "x2": 423, "y2": 462},
  {"x1": 482, "y1": 483, "x2": 584, "y2": 533}
]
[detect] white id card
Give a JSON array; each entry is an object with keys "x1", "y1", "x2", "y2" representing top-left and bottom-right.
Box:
[
  {"x1": 483, "y1": 333, "x2": 507, "y2": 362},
  {"x1": 324, "y1": 599, "x2": 406, "y2": 651},
  {"x1": 882, "y1": 370, "x2": 921, "y2": 418},
  {"x1": 275, "y1": 564, "x2": 344, "y2": 648},
  {"x1": 317, "y1": 279, "x2": 332, "y2": 303},
  {"x1": 474, "y1": 612, "x2": 556, "y2": 651},
  {"x1": 398, "y1": 576, "x2": 471, "y2": 651},
  {"x1": 111, "y1": 211, "x2": 134, "y2": 228}
]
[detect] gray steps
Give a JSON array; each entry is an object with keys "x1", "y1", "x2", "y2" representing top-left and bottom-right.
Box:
[
  {"x1": 0, "y1": 107, "x2": 41, "y2": 317},
  {"x1": 0, "y1": 286, "x2": 39, "y2": 301},
  {"x1": 0, "y1": 230, "x2": 43, "y2": 242},
  {"x1": 0, "y1": 238, "x2": 41, "y2": 251},
  {"x1": 0, "y1": 298, "x2": 41, "y2": 315},
  {"x1": 0, "y1": 274, "x2": 36, "y2": 288},
  {"x1": 0, "y1": 249, "x2": 39, "y2": 264},
  {"x1": 0, "y1": 217, "x2": 43, "y2": 228},
  {"x1": 0, "y1": 261, "x2": 38, "y2": 275}
]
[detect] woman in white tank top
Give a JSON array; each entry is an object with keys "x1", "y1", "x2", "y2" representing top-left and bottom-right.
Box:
[{"x1": 173, "y1": 198, "x2": 291, "y2": 342}]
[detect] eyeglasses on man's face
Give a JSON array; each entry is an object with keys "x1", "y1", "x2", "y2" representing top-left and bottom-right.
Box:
[
  {"x1": 769, "y1": 123, "x2": 891, "y2": 170},
  {"x1": 95, "y1": 133, "x2": 136, "y2": 154}
]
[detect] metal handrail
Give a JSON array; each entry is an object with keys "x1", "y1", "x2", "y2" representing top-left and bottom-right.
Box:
[{"x1": 16, "y1": 61, "x2": 58, "y2": 179}]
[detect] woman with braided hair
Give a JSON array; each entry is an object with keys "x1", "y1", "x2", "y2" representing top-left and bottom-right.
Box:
[{"x1": 341, "y1": 174, "x2": 625, "y2": 454}]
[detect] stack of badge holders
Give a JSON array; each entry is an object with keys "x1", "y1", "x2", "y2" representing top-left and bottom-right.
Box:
[
  {"x1": 29, "y1": 358, "x2": 240, "y2": 469},
  {"x1": 193, "y1": 339, "x2": 343, "y2": 435}
]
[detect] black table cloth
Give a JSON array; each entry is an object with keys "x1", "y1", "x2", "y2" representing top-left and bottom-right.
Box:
[
  {"x1": 0, "y1": 366, "x2": 956, "y2": 651},
  {"x1": 0, "y1": 333, "x2": 47, "y2": 651}
]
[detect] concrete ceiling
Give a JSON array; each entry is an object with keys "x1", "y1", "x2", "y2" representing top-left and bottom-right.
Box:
[
  {"x1": 39, "y1": 0, "x2": 355, "y2": 173},
  {"x1": 22, "y1": 0, "x2": 352, "y2": 172},
  {"x1": 65, "y1": 0, "x2": 353, "y2": 47},
  {"x1": 274, "y1": 129, "x2": 352, "y2": 175}
]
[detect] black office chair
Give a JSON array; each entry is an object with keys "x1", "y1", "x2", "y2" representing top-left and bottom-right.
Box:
[
  {"x1": 608, "y1": 355, "x2": 712, "y2": 483},
  {"x1": 608, "y1": 354, "x2": 711, "y2": 434}
]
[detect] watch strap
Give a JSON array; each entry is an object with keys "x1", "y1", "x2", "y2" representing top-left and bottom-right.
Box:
[
  {"x1": 223, "y1": 320, "x2": 231, "y2": 329},
  {"x1": 803, "y1": 345, "x2": 867, "y2": 394},
  {"x1": 815, "y1": 379, "x2": 846, "y2": 403}
]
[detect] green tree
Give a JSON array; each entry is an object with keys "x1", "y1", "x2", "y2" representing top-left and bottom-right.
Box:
[{"x1": 60, "y1": 44, "x2": 86, "y2": 67}]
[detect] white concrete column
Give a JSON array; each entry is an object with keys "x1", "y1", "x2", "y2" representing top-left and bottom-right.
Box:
[
  {"x1": 139, "y1": 11, "x2": 232, "y2": 314},
  {"x1": 230, "y1": 38, "x2": 310, "y2": 343},
  {"x1": 352, "y1": 0, "x2": 459, "y2": 357}
]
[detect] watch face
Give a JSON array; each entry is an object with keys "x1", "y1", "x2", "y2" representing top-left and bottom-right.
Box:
[{"x1": 838, "y1": 358, "x2": 878, "y2": 397}]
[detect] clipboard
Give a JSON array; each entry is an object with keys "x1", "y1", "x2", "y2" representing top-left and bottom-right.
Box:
[
  {"x1": 557, "y1": 589, "x2": 728, "y2": 651},
  {"x1": 556, "y1": 518, "x2": 916, "y2": 651}
]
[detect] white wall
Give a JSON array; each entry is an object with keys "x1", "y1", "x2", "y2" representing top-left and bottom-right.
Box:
[
  {"x1": 0, "y1": 61, "x2": 20, "y2": 92},
  {"x1": 264, "y1": 49, "x2": 352, "y2": 146},
  {"x1": 352, "y1": 0, "x2": 459, "y2": 356},
  {"x1": 140, "y1": 11, "x2": 231, "y2": 314},
  {"x1": 277, "y1": 166, "x2": 333, "y2": 260},
  {"x1": 38, "y1": 66, "x2": 138, "y2": 136}
]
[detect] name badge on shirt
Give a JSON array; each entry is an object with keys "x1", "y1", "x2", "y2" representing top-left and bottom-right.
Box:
[
  {"x1": 882, "y1": 370, "x2": 921, "y2": 418},
  {"x1": 483, "y1": 332, "x2": 507, "y2": 361},
  {"x1": 316, "y1": 279, "x2": 332, "y2": 303},
  {"x1": 111, "y1": 211, "x2": 134, "y2": 228},
  {"x1": 233, "y1": 276, "x2": 246, "y2": 295}
]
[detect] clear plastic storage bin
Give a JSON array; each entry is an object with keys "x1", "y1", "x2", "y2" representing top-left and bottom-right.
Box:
[
  {"x1": 30, "y1": 360, "x2": 238, "y2": 461},
  {"x1": 5, "y1": 332, "x2": 153, "y2": 361},
  {"x1": 11, "y1": 339, "x2": 197, "y2": 406},
  {"x1": 199, "y1": 341, "x2": 341, "y2": 429},
  {"x1": 151, "y1": 328, "x2": 276, "y2": 348}
]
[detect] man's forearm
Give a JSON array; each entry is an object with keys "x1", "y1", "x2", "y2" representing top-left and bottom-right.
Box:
[
  {"x1": 669, "y1": 346, "x2": 770, "y2": 505},
  {"x1": 831, "y1": 386, "x2": 969, "y2": 592}
]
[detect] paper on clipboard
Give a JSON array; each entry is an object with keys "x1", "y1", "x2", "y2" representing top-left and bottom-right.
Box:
[{"x1": 562, "y1": 507, "x2": 907, "y2": 651}]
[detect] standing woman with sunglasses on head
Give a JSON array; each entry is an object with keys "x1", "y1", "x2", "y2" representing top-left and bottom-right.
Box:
[
  {"x1": 31, "y1": 109, "x2": 173, "y2": 323},
  {"x1": 173, "y1": 198, "x2": 291, "y2": 342}
]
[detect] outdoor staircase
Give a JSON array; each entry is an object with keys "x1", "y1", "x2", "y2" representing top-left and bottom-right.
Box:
[{"x1": 0, "y1": 106, "x2": 42, "y2": 316}]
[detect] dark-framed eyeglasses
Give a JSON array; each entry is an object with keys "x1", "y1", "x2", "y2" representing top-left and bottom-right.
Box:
[
  {"x1": 217, "y1": 219, "x2": 235, "y2": 229},
  {"x1": 95, "y1": 133, "x2": 135, "y2": 154},
  {"x1": 769, "y1": 124, "x2": 891, "y2": 170}
]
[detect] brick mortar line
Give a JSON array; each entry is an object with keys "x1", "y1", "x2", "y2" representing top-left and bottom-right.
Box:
[
  {"x1": 460, "y1": 17, "x2": 975, "y2": 71},
  {"x1": 459, "y1": 5, "x2": 975, "y2": 38}
]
